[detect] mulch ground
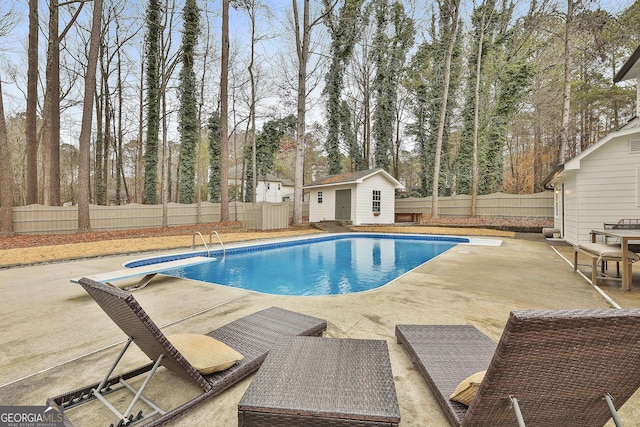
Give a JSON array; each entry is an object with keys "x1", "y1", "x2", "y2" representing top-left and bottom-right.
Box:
[
  {"x1": 0, "y1": 217, "x2": 551, "y2": 268},
  {"x1": 0, "y1": 222, "x2": 245, "y2": 250}
]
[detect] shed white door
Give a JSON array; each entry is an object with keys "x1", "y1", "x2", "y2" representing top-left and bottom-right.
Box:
[{"x1": 335, "y1": 189, "x2": 351, "y2": 220}]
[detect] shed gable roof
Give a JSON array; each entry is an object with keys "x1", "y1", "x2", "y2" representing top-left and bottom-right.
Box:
[{"x1": 304, "y1": 168, "x2": 403, "y2": 189}]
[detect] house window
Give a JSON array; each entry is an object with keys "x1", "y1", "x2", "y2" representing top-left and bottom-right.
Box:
[
  {"x1": 317, "y1": 191, "x2": 323, "y2": 204},
  {"x1": 372, "y1": 190, "x2": 381, "y2": 213},
  {"x1": 278, "y1": 183, "x2": 281, "y2": 191}
]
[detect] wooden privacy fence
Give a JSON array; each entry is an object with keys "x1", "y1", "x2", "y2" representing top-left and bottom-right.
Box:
[
  {"x1": 7, "y1": 192, "x2": 553, "y2": 235},
  {"x1": 244, "y1": 203, "x2": 290, "y2": 230},
  {"x1": 394, "y1": 192, "x2": 554, "y2": 220},
  {"x1": 12, "y1": 202, "x2": 232, "y2": 234}
]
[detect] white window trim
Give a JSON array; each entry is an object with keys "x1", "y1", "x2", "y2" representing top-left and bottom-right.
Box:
[
  {"x1": 372, "y1": 190, "x2": 381, "y2": 213},
  {"x1": 637, "y1": 166, "x2": 640, "y2": 207}
]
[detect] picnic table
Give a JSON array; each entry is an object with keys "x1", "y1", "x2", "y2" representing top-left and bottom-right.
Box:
[{"x1": 591, "y1": 229, "x2": 640, "y2": 290}]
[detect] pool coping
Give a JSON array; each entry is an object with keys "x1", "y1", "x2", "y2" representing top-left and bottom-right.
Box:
[
  {"x1": 118, "y1": 233, "x2": 503, "y2": 296},
  {"x1": 124, "y1": 232, "x2": 502, "y2": 268}
]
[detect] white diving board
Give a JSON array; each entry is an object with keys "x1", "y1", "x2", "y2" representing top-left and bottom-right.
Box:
[{"x1": 71, "y1": 256, "x2": 215, "y2": 289}]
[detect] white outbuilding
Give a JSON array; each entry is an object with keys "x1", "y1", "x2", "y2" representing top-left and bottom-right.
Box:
[{"x1": 304, "y1": 168, "x2": 404, "y2": 225}]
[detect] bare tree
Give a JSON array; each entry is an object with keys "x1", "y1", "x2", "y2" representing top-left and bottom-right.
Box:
[
  {"x1": 78, "y1": 0, "x2": 103, "y2": 231},
  {"x1": 558, "y1": 0, "x2": 580, "y2": 164},
  {"x1": 247, "y1": 0, "x2": 258, "y2": 204},
  {"x1": 431, "y1": 0, "x2": 460, "y2": 219},
  {"x1": 291, "y1": 0, "x2": 330, "y2": 225},
  {"x1": 42, "y1": 1, "x2": 61, "y2": 206},
  {"x1": 220, "y1": 0, "x2": 230, "y2": 221},
  {"x1": 160, "y1": 0, "x2": 180, "y2": 225},
  {"x1": 42, "y1": 0, "x2": 85, "y2": 206},
  {"x1": 25, "y1": 0, "x2": 38, "y2": 205},
  {"x1": 137, "y1": 51, "x2": 144, "y2": 203},
  {"x1": 0, "y1": 78, "x2": 13, "y2": 235},
  {"x1": 470, "y1": 0, "x2": 491, "y2": 216}
]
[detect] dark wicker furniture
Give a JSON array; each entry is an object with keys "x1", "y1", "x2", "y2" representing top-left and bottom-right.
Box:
[
  {"x1": 238, "y1": 336, "x2": 401, "y2": 426},
  {"x1": 396, "y1": 309, "x2": 640, "y2": 426},
  {"x1": 47, "y1": 277, "x2": 327, "y2": 426}
]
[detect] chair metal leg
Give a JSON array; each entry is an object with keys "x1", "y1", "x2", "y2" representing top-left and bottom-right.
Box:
[
  {"x1": 509, "y1": 396, "x2": 527, "y2": 427},
  {"x1": 89, "y1": 339, "x2": 166, "y2": 425},
  {"x1": 605, "y1": 393, "x2": 623, "y2": 427}
]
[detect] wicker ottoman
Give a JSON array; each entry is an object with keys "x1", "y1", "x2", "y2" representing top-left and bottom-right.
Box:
[{"x1": 238, "y1": 336, "x2": 400, "y2": 426}]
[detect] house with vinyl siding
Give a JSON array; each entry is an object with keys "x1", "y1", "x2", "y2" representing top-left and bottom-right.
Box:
[
  {"x1": 304, "y1": 168, "x2": 404, "y2": 226},
  {"x1": 545, "y1": 44, "x2": 640, "y2": 245},
  {"x1": 228, "y1": 166, "x2": 294, "y2": 202},
  {"x1": 546, "y1": 124, "x2": 640, "y2": 245}
]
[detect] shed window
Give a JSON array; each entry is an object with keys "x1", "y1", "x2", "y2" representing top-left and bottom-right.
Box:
[
  {"x1": 372, "y1": 190, "x2": 381, "y2": 213},
  {"x1": 317, "y1": 191, "x2": 323, "y2": 204}
]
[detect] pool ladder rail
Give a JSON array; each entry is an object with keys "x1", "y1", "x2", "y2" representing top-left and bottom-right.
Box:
[{"x1": 192, "y1": 230, "x2": 226, "y2": 258}]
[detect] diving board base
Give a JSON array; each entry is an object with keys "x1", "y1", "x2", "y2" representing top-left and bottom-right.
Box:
[{"x1": 71, "y1": 256, "x2": 214, "y2": 289}]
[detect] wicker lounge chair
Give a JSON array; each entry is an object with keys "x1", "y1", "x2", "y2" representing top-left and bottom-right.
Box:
[
  {"x1": 396, "y1": 309, "x2": 640, "y2": 427},
  {"x1": 47, "y1": 277, "x2": 327, "y2": 427}
]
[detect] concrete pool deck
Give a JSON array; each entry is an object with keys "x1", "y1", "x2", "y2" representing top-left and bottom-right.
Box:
[{"x1": 2, "y1": 232, "x2": 640, "y2": 426}]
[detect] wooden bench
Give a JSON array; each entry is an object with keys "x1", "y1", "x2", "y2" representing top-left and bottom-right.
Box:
[
  {"x1": 574, "y1": 243, "x2": 639, "y2": 285},
  {"x1": 71, "y1": 256, "x2": 215, "y2": 289},
  {"x1": 395, "y1": 212, "x2": 423, "y2": 223}
]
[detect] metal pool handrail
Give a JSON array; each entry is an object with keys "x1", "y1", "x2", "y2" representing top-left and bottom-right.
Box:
[
  {"x1": 191, "y1": 231, "x2": 226, "y2": 258},
  {"x1": 211, "y1": 230, "x2": 226, "y2": 258},
  {"x1": 192, "y1": 232, "x2": 210, "y2": 257}
]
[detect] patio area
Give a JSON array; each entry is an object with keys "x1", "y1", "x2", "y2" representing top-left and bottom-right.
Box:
[{"x1": 1, "y1": 231, "x2": 640, "y2": 426}]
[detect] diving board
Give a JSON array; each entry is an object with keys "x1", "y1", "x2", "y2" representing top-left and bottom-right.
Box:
[{"x1": 71, "y1": 256, "x2": 214, "y2": 289}]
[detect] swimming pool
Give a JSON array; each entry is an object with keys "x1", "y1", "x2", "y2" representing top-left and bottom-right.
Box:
[{"x1": 126, "y1": 234, "x2": 472, "y2": 296}]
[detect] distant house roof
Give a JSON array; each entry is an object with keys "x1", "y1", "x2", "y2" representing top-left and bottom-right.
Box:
[
  {"x1": 228, "y1": 165, "x2": 293, "y2": 185},
  {"x1": 264, "y1": 173, "x2": 294, "y2": 187},
  {"x1": 304, "y1": 168, "x2": 404, "y2": 189},
  {"x1": 614, "y1": 44, "x2": 640, "y2": 82}
]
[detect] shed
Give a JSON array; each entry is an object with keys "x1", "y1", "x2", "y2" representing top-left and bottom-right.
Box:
[
  {"x1": 546, "y1": 45, "x2": 640, "y2": 245},
  {"x1": 546, "y1": 125, "x2": 640, "y2": 245},
  {"x1": 304, "y1": 168, "x2": 404, "y2": 226}
]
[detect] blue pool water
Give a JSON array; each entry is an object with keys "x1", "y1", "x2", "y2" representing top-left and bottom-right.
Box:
[{"x1": 128, "y1": 234, "x2": 467, "y2": 296}]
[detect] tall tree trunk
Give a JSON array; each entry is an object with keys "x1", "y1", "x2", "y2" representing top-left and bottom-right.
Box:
[
  {"x1": 470, "y1": 5, "x2": 486, "y2": 217},
  {"x1": 78, "y1": 0, "x2": 103, "y2": 232},
  {"x1": 43, "y1": 0, "x2": 61, "y2": 206},
  {"x1": 161, "y1": 25, "x2": 169, "y2": 226},
  {"x1": 102, "y1": 76, "x2": 111, "y2": 204},
  {"x1": 94, "y1": 75, "x2": 104, "y2": 204},
  {"x1": 25, "y1": 0, "x2": 38, "y2": 205},
  {"x1": 533, "y1": 108, "x2": 543, "y2": 192},
  {"x1": 292, "y1": 0, "x2": 311, "y2": 225},
  {"x1": 431, "y1": 0, "x2": 460, "y2": 219},
  {"x1": 0, "y1": 79, "x2": 13, "y2": 236},
  {"x1": 558, "y1": 0, "x2": 576, "y2": 164},
  {"x1": 143, "y1": 0, "x2": 161, "y2": 204},
  {"x1": 249, "y1": 0, "x2": 257, "y2": 205},
  {"x1": 116, "y1": 27, "x2": 124, "y2": 204},
  {"x1": 219, "y1": 0, "x2": 230, "y2": 222},
  {"x1": 137, "y1": 56, "x2": 144, "y2": 203},
  {"x1": 363, "y1": 76, "x2": 370, "y2": 168}
]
